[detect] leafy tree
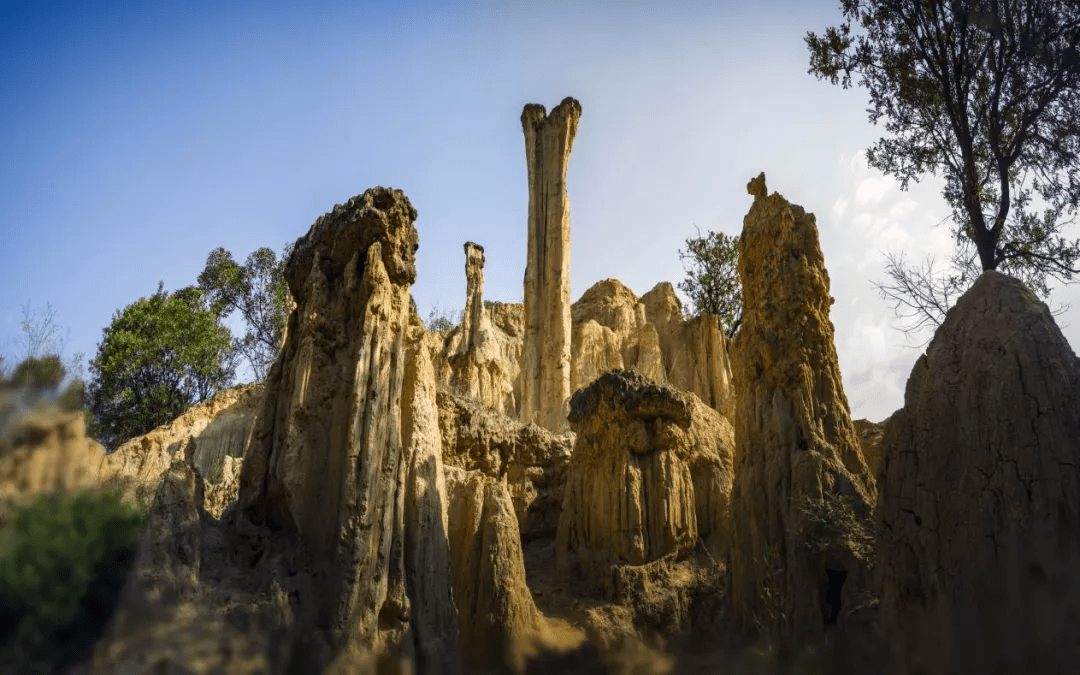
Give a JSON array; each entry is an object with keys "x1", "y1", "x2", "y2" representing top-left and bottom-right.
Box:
[
  {"x1": 677, "y1": 228, "x2": 743, "y2": 337},
  {"x1": 87, "y1": 283, "x2": 235, "y2": 450},
  {"x1": 807, "y1": 0, "x2": 1080, "y2": 334},
  {"x1": 198, "y1": 245, "x2": 292, "y2": 381}
]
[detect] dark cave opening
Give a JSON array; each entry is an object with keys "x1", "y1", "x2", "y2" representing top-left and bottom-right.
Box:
[{"x1": 822, "y1": 568, "x2": 847, "y2": 626}]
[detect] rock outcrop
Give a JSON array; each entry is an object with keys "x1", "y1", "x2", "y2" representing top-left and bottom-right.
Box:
[
  {"x1": 556, "y1": 370, "x2": 734, "y2": 598},
  {"x1": 437, "y1": 388, "x2": 572, "y2": 541},
  {"x1": 878, "y1": 271, "x2": 1080, "y2": 674},
  {"x1": 439, "y1": 243, "x2": 522, "y2": 417},
  {"x1": 728, "y1": 173, "x2": 875, "y2": 639},
  {"x1": 570, "y1": 279, "x2": 735, "y2": 416},
  {"x1": 97, "y1": 383, "x2": 262, "y2": 509},
  {"x1": 520, "y1": 97, "x2": 581, "y2": 432},
  {"x1": 0, "y1": 398, "x2": 104, "y2": 520},
  {"x1": 446, "y1": 467, "x2": 549, "y2": 672},
  {"x1": 238, "y1": 187, "x2": 459, "y2": 670}
]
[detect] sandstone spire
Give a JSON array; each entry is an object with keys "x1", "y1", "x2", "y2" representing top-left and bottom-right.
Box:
[
  {"x1": 237, "y1": 187, "x2": 459, "y2": 670},
  {"x1": 457, "y1": 241, "x2": 486, "y2": 354},
  {"x1": 728, "y1": 173, "x2": 875, "y2": 640},
  {"x1": 442, "y1": 242, "x2": 520, "y2": 416},
  {"x1": 520, "y1": 97, "x2": 581, "y2": 431}
]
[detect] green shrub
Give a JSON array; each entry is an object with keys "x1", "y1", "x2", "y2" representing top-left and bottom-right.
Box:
[
  {"x1": 0, "y1": 488, "x2": 146, "y2": 674},
  {"x1": 7, "y1": 355, "x2": 66, "y2": 391}
]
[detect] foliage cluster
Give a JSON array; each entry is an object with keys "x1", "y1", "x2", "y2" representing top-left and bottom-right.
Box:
[
  {"x1": 198, "y1": 245, "x2": 292, "y2": 381},
  {"x1": 808, "y1": 0, "x2": 1080, "y2": 335},
  {"x1": 0, "y1": 489, "x2": 146, "y2": 674},
  {"x1": 677, "y1": 228, "x2": 743, "y2": 337},
  {"x1": 87, "y1": 283, "x2": 235, "y2": 450},
  {"x1": 425, "y1": 305, "x2": 463, "y2": 334}
]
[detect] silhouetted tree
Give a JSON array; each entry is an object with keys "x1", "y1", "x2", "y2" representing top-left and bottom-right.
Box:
[{"x1": 808, "y1": 0, "x2": 1080, "y2": 334}]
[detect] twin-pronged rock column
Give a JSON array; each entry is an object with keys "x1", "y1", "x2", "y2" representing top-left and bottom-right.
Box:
[{"x1": 520, "y1": 97, "x2": 581, "y2": 432}]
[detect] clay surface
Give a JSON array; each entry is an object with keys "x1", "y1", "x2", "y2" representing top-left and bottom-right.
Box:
[
  {"x1": 727, "y1": 173, "x2": 876, "y2": 640},
  {"x1": 520, "y1": 97, "x2": 581, "y2": 432}
]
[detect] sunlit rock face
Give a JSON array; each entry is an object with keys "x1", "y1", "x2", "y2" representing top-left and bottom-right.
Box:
[
  {"x1": 570, "y1": 278, "x2": 735, "y2": 418},
  {"x1": 238, "y1": 187, "x2": 459, "y2": 670},
  {"x1": 438, "y1": 242, "x2": 522, "y2": 417},
  {"x1": 728, "y1": 173, "x2": 876, "y2": 640},
  {"x1": 97, "y1": 383, "x2": 262, "y2": 517},
  {"x1": 878, "y1": 270, "x2": 1080, "y2": 674},
  {"x1": 520, "y1": 97, "x2": 581, "y2": 433},
  {"x1": 556, "y1": 369, "x2": 734, "y2": 599}
]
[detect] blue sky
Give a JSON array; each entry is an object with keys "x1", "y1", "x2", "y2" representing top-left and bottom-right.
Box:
[{"x1": 3, "y1": 0, "x2": 1077, "y2": 421}]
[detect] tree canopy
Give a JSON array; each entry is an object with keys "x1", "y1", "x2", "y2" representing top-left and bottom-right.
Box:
[
  {"x1": 807, "y1": 0, "x2": 1080, "y2": 333},
  {"x1": 87, "y1": 283, "x2": 235, "y2": 450},
  {"x1": 677, "y1": 228, "x2": 743, "y2": 337},
  {"x1": 198, "y1": 245, "x2": 291, "y2": 381}
]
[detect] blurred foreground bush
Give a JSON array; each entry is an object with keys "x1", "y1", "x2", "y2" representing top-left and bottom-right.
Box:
[{"x1": 0, "y1": 488, "x2": 146, "y2": 674}]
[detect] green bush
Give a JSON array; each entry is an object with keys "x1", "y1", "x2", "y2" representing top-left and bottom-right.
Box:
[
  {"x1": 0, "y1": 488, "x2": 146, "y2": 674},
  {"x1": 7, "y1": 355, "x2": 66, "y2": 391}
]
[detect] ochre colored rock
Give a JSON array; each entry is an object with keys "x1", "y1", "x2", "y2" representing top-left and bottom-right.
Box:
[
  {"x1": 556, "y1": 370, "x2": 734, "y2": 598},
  {"x1": 97, "y1": 383, "x2": 262, "y2": 510},
  {"x1": 446, "y1": 466, "x2": 549, "y2": 672},
  {"x1": 202, "y1": 454, "x2": 243, "y2": 519},
  {"x1": 437, "y1": 388, "x2": 572, "y2": 541},
  {"x1": 0, "y1": 400, "x2": 104, "y2": 519},
  {"x1": 878, "y1": 271, "x2": 1080, "y2": 674},
  {"x1": 90, "y1": 460, "x2": 283, "y2": 675},
  {"x1": 520, "y1": 97, "x2": 581, "y2": 432},
  {"x1": 569, "y1": 279, "x2": 735, "y2": 416},
  {"x1": 852, "y1": 417, "x2": 886, "y2": 479},
  {"x1": 439, "y1": 243, "x2": 522, "y2": 416},
  {"x1": 728, "y1": 173, "x2": 875, "y2": 639},
  {"x1": 238, "y1": 187, "x2": 459, "y2": 669}
]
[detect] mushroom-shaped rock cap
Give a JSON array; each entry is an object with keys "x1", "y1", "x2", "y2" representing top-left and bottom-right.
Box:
[{"x1": 568, "y1": 369, "x2": 692, "y2": 429}]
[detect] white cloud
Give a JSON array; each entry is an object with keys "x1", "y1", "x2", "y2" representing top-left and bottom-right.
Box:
[{"x1": 854, "y1": 174, "x2": 893, "y2": 205}]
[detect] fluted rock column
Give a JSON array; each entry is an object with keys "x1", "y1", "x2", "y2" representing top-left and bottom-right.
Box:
[
  {"x1": 520, "y1": 97, "x2": 581, "y2": 432},
  {"x1": 238, "y1": 187, "x2": 459, "y2": 672},
  {"x1": 728, "y1": 173, "x2": 875, "y2": 640},
  {"x1": 457, "y1": 241, "x2": 486, "y2": 354}
]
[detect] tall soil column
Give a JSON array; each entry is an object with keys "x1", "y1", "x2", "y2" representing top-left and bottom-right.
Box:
[
  {"x1": 458, "y1": 241, "x2": 486, "y2": 352},
  {"x1": 520, "y1": 97, "x2": 581, "y2": 431},
  {"x1": 728, "y1": 173, "x2": 875, "y2": 640},
  {"x1": 238, "y1": 187, "x2": 459, "y2": 671}
]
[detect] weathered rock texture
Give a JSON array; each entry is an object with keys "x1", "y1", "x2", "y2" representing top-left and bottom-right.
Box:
[
  {"x1": 557, "y1": 370, "x2": 734, "y2": 598},
  {"x1": 439, "y1": 243, "x2": 522, "y2": 416},
  {"x1": 852, "y1": 418, "x2": 886, "y2": 479},
  {"x1": 728, "y1": 174, "x2": 875, "y2": 639},
  {"x1": 437, "y1": 388, "x2": 572, "y2": 541},
  {"x1": 520, "y1": 97, "x2": 581, "y2": 432},
  {"x1": 238, "y1": 187, "x2": 459, "y2": 671},
  {"x1": 446, "y1": 466, "x2": 549, "y2": 672},
  {"x1": 0, "y1": 399, "x2": 104, "y2": 520},
  {"x1": 90, "y1": 459, "x2": 293, "y2": 675},
  {"x1": 878, "y1": 271, "x2": 1080, "y2": 674},
  {"x1": 98, "y1": 383, "x2": 262, "y2": 511},
  {"x1": 570, "y1": 279, "x2": 735, "y2": 416}
]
